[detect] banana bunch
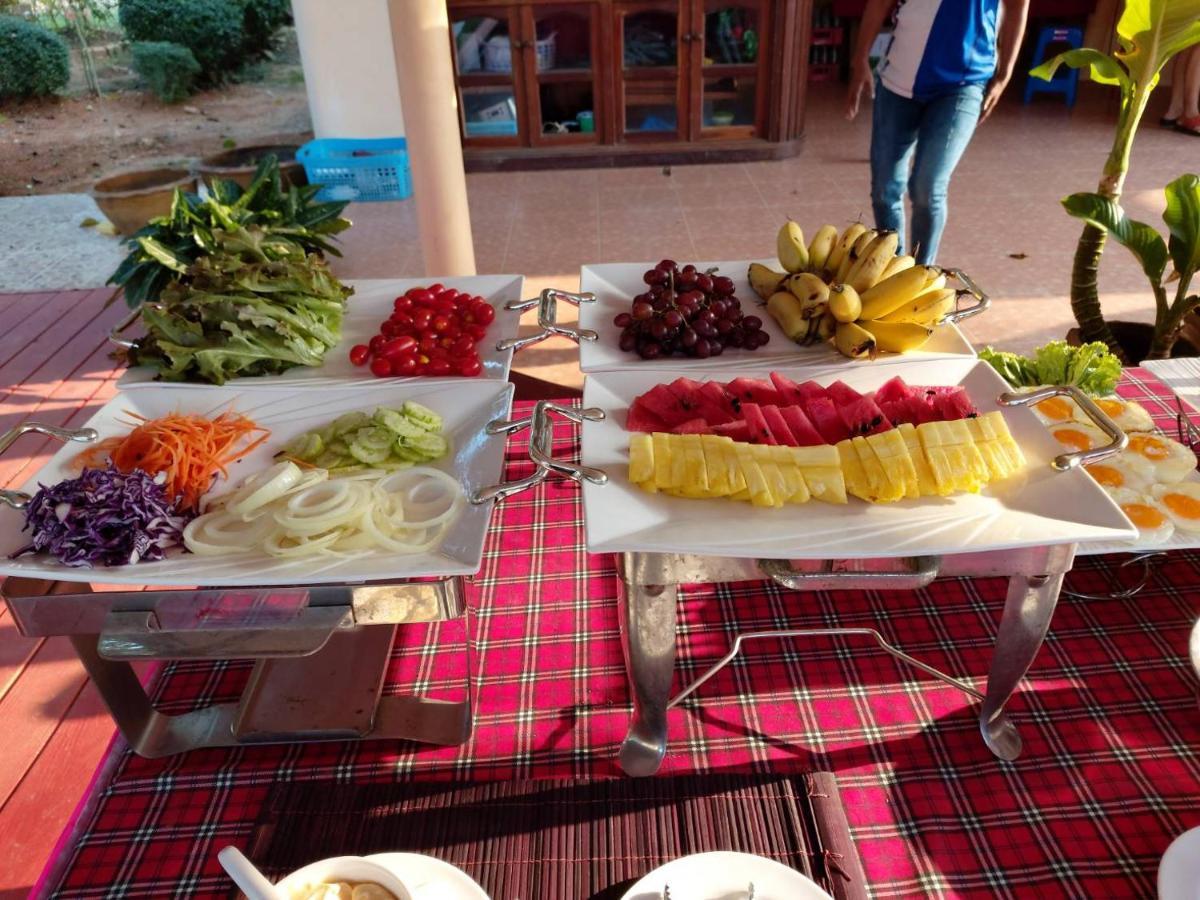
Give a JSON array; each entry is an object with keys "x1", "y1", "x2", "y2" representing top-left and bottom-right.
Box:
[{"x1": 752, "y1": 221, "x2": 959, "y2": 361}]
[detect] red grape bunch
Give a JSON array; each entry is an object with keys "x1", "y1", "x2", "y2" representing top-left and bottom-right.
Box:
[{"x1": 613, "y1": 260, "x2": 768, "y2": 360}]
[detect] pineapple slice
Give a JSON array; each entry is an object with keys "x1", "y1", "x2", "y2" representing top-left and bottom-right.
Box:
[
  {"x1": 629, "y1": 433, "x2": 655, "y2": 487},
  {"x1": 787, "y1": 444, "x2": 841, "y2": 469},
  {"x1": 652, "y1": 432, "x2": 676, "y2": 492},
  {"x1": 853, "y1": 435, "x2": 902, "y2": 502},
  {"x1": 866, "y1": 429, "x2": 919, "y2": 499},
  {"x1": 699, "y1": 435, "x2": 732, "y2": 496},
  {"x1": 757, "y1": 459, "x2": 790, "y2": 508},
  {"x1": 734, "y1": 442, "x2": 775, "y2": 507},
  {"x1": 837, "y1": 439, "x2": 872, "y2": 502},
  {"x1": 800, "y1": 466, "x2": 847, "y2": 504},
  {"x1": 979, "y1": 411, "x2": 1026, "y2": 473},
  {"x1": 768, "y1": 446, "x2": 810, "y2": 503},
  {"x1": 898, "y1": 423, "x2": 939, "y2": 497},
  {"x1": 942, "y1": 419, "x2": 989, "y2": 487},
  {"x1": 916, "y1": 423, "x2": 958, "y2": 496},
  {"x1": 722, "y1": 440, "x2": 749, "y2": 495},
  {"x1": 676, "y1": 434, "x2": 711, "y2": 497},
  {"x1": 965, "y1": 418, "x2": 1010, "y2": 480},
  {"x1": 670, "y1": 435, "x2": 692, "y2": 493}
]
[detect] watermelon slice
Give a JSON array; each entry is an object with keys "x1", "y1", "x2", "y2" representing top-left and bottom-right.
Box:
[
  {"x1": 671, "y1": 418, "x2": 712, "y2": 435},
  {"x1": 671, "y1": 378, "x2": 735, "y2": 425},
  {"x1": 760, "y1": 405, "x2": 798, "y2": 446},
  {"x1": 805, "y1": 396, "x2": 850, "y2": 443},
  {"x1": 740, "y1": 402, "x2": 777, "y2": 445},
  {"x1": 840, "y1": 396, "x2": 892, "y2": 437},
  {"x1": 712, "y1": 420, "x2": 751, "y2": 442},
  {"x1": 825, "y1": 380, "x2": 864, "y2": 406},
  {"x1": 768, "y1": 372, "x2": 806, "y2": 406},
  {"x1": 726, "y1": 377, "x2": 782, "y2": 407},
  {"x1": 634, "y1": 384, "x2": 692, "y2": 427},
  {"x1": 665, "y1": 377, "x2": 706, "y2": 410},
  {"x1": 780, "y1": 405, "x2": 825, "y2": 446},
  {"x1": 795, "y1": 380, "x2": 828, "y2": 404},
  {"x1": 904, "y1": 395, "x2": 936, "y2": 424},
  {"x1": 930, "y1": 386, "x2": 977, "y2": 420},
  {"x1": 873, "y1": 375, "x2": 913, "y2": 406},
  {"x1": 877, "y1": 399, "x2": 911, "y2": 427},
  {"x1": 699, "y1": 380, "x2": 737, "y2": 414},
  {"x1": 626, "y1": 399, "x2": 668, "y2": 433}
]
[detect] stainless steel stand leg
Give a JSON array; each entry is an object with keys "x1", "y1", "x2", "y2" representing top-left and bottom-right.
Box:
[
  {"x1": 617, "y1": 556, "x2": 678, "y2": 777},
  {"x1": 980, "y1": 572, "x2": 1063, "y2": 761}
]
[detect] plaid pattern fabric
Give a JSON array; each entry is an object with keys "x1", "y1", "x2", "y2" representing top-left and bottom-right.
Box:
[{"x1": 43, "y1": 380, "x2": 1200, "y2": 898}]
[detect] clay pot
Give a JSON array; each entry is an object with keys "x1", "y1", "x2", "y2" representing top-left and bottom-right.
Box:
[
  {"x1": 90, "y1": 166, "x2": 194, "y2": 236},
  {"x1": 1066, "y1": 320, "x2": 1200, "y2": 364},
  {"x1": 196, "y1": 144, "x2": 307, "y2": 190}
]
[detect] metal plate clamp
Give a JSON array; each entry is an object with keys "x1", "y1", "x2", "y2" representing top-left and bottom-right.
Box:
[{"x1": 496, "y1": 288, "x2": 598, "y2": 353}]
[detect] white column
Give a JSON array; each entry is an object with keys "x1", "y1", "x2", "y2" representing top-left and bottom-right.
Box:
[
  {"x1": 292, "y1": 0, "x2": 405, "y2": 138},
  {"x1": 387, "y1": 0, "x2": 477, "y2": 276}
]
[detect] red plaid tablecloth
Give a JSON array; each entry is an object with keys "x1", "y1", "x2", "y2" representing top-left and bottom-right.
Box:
[{"x1": 38, "y1": 375, "x2": 1200, "y2": 898}]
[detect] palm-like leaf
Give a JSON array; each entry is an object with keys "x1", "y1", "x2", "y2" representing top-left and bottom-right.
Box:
[{"x1": 1062, "y1": 192, "x2": 1169, "y2": 283}]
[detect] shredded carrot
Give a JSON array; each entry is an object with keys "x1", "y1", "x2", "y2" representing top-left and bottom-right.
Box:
[{"x1": 74, "y1": 411, "x2": 269, "y2": 511}]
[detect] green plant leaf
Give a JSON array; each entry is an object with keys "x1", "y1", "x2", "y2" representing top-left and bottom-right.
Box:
[
  {"x1": 1114, "y1": 0, "x2": 1200, "y2": 88},
  {"x1": 1062, "y1": 191, "x2": 1169, "y2": 283},
  {"x1": 136, "y1": 236, "x2": 190, "y2": 274},
  {"x1": 1031, "y1": 48, "x2": 1127, "y2": 87},
  {"x1": 1163, "y1": 173, "x2": 1200, "y2": 276}
]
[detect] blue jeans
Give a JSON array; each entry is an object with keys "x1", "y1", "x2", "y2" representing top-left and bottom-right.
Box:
[{"x1": 870, "y1": 81, "x2": 984, "y2": 264}]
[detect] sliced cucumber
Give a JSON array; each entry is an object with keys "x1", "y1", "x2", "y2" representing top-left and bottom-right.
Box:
[
  {"x1": 348, "y1": 440, "x2": 392, "y2": 465},
  {"x1": 402, "y1": 401, "x2": 442, "y2": 432},
  {"x1": 281, "y1": 432, "x2": 323, "y2": 461},
  {"x1": 374, "y1": 407, "x2": 430, "y2": 439},
  {"x1": 281, "y1": 404, "x2": 450, "y2": 472},
  {"x1": 398, "y1": 432, "x2": 448, "y2": 459},
  {"x1": 332, "y1": 412, "x2": 371, "y2": 435}
]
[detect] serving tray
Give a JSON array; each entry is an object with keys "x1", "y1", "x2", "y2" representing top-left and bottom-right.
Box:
[
  {"x1": 116, "y1": 275, "x2": 525, "y2": 389},
  {"x1": 580, "y1": 358, "x2": 1137, "y2": 559},
  {"x1": 0, "y1": 380, "x2": 514, "y2": 586},
  {"x1": 577, "y1": 260, "x2": 980, "y2": 374}
]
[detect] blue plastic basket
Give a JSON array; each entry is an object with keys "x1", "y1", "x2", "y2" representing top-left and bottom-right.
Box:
[{"x1": 296, "y1": 137, "x2": 412, "y2": 202}]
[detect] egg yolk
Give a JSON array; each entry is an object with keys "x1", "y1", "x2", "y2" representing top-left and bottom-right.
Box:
[
  {"x1": 1122, "y1": 503, "x2": 1167, "y2": 529},
  {"x1": 1036, "y1": 397, "x2": 1074, "y2": 421},
  {"x1": 1162, "y1": 492, "x2": 1200, "y2": 520},
  {"x1": 1088, "y1": 465, "x2": 1123, "y2": 488},
  {"x1": 1129, "y1": 434, "x2": 1169, "y2": 460},
  {"x1": 1054, "y1": 429, "x2": 1092, "y2": 451},
  {"x1": 1096, "y1": 399, "x2": 1124, "y2": 417}
]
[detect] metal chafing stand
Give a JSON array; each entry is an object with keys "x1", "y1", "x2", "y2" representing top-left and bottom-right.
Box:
[{"x1": 0, "y1": 387, "x2": 605, "y2": 758}]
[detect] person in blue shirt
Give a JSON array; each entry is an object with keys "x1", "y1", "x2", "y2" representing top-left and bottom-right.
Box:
[{"x1": 846, "y1": 0, "x2": 1030, "y2": 263}]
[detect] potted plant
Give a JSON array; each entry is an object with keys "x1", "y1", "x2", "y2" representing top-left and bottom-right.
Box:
[{"x1": 1032, "y1": 1, "x2": 1200, "y2": 361}]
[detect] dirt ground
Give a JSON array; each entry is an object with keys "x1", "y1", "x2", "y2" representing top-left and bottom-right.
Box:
[{"x1": 0, "y1": 29, "x2": 312, "y2": 196}]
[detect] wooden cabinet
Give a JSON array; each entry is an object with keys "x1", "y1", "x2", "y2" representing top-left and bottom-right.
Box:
[{"x1": 447, "y1": 0, "x2": 811, "y2": 166}]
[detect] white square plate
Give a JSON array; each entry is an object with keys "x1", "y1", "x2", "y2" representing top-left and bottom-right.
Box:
[
  {"x1": 580, "y1": 358, "x2": 1137, "y2": 558},
  {"x1": 0, "y1": 380, "x2": 514, "y2": 586},
  {"x1": 118, "y1": 275, "x2": 525, "y2": 389},
  {"x1": 577, "y1": 260, "x2": 976, "y2": 374}
]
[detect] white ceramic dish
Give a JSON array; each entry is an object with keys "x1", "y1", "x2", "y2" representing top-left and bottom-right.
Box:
[
  {"x1": 0, "y1": 380, "x2": 514, "y2": 586},
  {"x1": 580, "y1": 358, "x2": 1138, "y2": 559},
  {"x1": 620, "y1": 851, "x2": 832, "y2": 900},
  {"x1": 577, "y1": 260, "x2": 977, "y2": 374},
  {"x1": 365, "y1": 854, "x2": 488, "y2": 900},
  {"x1": 117, "y1": 276, "x2": 525, "y2": 389},
  {"x1": 276, "y1": 855, "x2": 413, "y2": 900},
  {"x1": 1158, "y1": 827, "x2": 1200, "y2": 900}
]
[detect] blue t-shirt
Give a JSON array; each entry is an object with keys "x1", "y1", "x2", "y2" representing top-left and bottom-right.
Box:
[{"x1": 877, "y1": 0, "x2": 1000, "y2": 100}]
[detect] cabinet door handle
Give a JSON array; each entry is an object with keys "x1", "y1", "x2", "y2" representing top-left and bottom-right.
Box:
[{"x1": 680, "y1": 32, "x2": 692, "y2": 42}]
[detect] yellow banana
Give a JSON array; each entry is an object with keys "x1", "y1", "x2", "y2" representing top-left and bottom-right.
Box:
[
  {"x1": 834, "y1": 321, "x2": 877, "y2": 360},
  {"x1": 825, "y1": 223, "x2": 867, "y2": 278},
  {"x1": 858, "y1": 265, "x2": 940, "y2": 321},
  {"x1": 747, "y1": 262, "x2": 787, "y2": 301},
  {"x1": 836, "y1": 228, "x2": 877, "y2": 283},
  {"x1": 785, "y1": 272, "x2": 831, "y2": 312},
  {"x1": 828, "y1": 283, "x2": 862, "y2": 323},
  {"x1": 859, "y1": 319, "x2": 934, "y2": 353},
  {"x1": 922, "y1": 269, "x2": 947, "y2": 293},
  {"x1": 846, "y1": 230, "x2": 899, "y2": 293},
  {"x1": 881, "y1": 254, "x2": 915, "y2": 280},
  {"x1": 806, "y1": 224, "x2": 839, "y2": 275},
  {"x1": 776, "y1": 220, "x2": 809, "y2": 274},
  {"x1": 878, "y1": 287, "x2": 957, "y2": 325},
  {"x1": 816, "y1": 310, "x2": 838, "y2": 342},
  {"x1": 766, "y1": 291, "x2": 808, "y2": 342}
]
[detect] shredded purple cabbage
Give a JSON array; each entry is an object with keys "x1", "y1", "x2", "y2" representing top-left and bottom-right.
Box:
[{"x1": 14, "y1": 466, "x2": 191, "y2": 568}]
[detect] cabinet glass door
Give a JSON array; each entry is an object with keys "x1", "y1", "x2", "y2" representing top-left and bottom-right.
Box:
[
  {"x1": 451, "y1": 8, "x2": 525, "y2": 145},
  {"x1": 616, "y1": 3, "x2": 685, "y2": 140},
  {"x1": 696, "y1": 1, "x2": 765, "y2": 137},
  {"x1": 524, "y1": 4, "x2": 601, "y2": 145}
]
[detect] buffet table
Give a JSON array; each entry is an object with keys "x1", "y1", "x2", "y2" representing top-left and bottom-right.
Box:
[{"x1": 4, "y1": 289, "x2": 1200, "y2": 897}]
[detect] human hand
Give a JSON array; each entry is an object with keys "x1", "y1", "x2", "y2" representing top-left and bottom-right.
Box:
[
  {"x1": 846, "y1": 62, "x2": 874, "y2": 120},
  {"x1": 980, "y1": 74, "x2": 1009, "y2": 123}
]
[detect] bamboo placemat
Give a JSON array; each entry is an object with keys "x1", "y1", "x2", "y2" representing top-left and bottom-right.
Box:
[{"x1": 247, "y1": 773, "x2": 866, "y2": 900}]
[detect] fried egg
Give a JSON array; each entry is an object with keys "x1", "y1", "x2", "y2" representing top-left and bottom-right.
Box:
[
  {"x1": 1090, "y1": 397, "x2": 1156, "y2": 433},
  {"x1": 1108, "y1": 487, "x2": 1175, "y2": 544},
  {"x1": 1049, "y1": 422, "x2": 1108, "y2": 453},
  {"x1": 1014, "y1": 388, "x2": 1082, "y2": 425},
  {"x1": 1084, "y1": 452, "x2": 1154, "y2": 492},
  {"x1": 1151, "y1": 481, "x2": 1200, "y2": 533},
  {"x1": 1125, "y1": 432, "x2": 1197, "y2": 483}
]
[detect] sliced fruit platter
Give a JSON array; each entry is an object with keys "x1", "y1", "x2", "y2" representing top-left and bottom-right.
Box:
[
  {"x1": 577, "y1": 258, "x2": 977, "y2": 374},
  {"x1": 0, "y1": 380, "x2": 513, "y2": 585},
  {"x1": 117, "y1": 275, "x2": 524, "y2": 389},
  {"x1": 580, "y1": 358, "x2": 1137, "y2": 559}
]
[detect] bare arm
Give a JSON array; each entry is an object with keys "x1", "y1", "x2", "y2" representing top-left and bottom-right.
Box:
[
  {"x1": 846, "y1": 0, "x2": 895, "y2": 120},
  {"x1": 980, "y1": 0, "x2": 1031, "y2": 122}
]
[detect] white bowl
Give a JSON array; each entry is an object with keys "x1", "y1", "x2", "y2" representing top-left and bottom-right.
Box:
[{"x1": 276, "y1": 856, "x2": 412, "y2": 900}]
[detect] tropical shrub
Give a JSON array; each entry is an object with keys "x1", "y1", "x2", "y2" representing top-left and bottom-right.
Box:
[
  {"x1": 239, "y1": 0, "x2": 291, "y2": 57},
  {"x1": 118, "y1": 0, "x2": 243, "y2": 82},
  {"x1": 131, "y1": 41, "x2": 200, "y2": 103},
  {"x1": 0, "y1": 14, "x2": 70, "y2": 99}
]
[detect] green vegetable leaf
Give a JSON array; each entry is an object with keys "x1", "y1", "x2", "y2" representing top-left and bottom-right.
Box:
[
  {"x1": 1114, "y1": 0, "x2": 1200, "y2": 89},
  {"x1": 1062, "y1": 192, "x2": 1169, "y2": 283},
  {"x1": 1031, "y1": 48, "x2": 1127, "y2": 87},
  {"x1": 978, "y1": 347, "x2": 1040, "y2": 387},
  {"x1": 1163, "y1": 173, "x2": 1200, "y2": 278},
  {"x1": 136, "y1": 237, "x2": 190, "y2": 274}
]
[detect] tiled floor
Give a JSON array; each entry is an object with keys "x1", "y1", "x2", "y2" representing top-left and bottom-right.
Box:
[{"x1": 333, "y1": 86, "x2": 1191, "y2": 389}]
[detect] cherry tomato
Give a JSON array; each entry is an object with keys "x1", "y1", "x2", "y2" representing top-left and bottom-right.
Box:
[
  {"x1": 381, "y1": 320, "x2": 399, "y2": 338},
  {"x1": 428, "y1": 345, "x2": 449, "y2": 361},
  {"x1": 458, "y1": 357, "x2": 483, "y2": 377},
  {"x1": 404, "y1": 286, "x2": 425, "y2": 299},
  {"x1": 370, "y1": 357, "x2": 392, "y2": 378},
  {"x1": 452, "y1": 336, "x2": 475, "y2": 356},
  {"x1": 428, "y1": 359, "x2": 453, "y2": 376},
  {"x1": 427, "y1": 282, "x2": 445, "y2": 294},
  {"x1": 368, "y1": 334, "x2": 386, "y2": 354},
  {"x1": 393, "y1": 296, "x2": 413, "y2": 312},
  {"x1": 390, "y1": 334, "x2": 418, "y2": 355},
  {"x1": 393, "y1": 354, "x2": 418, "y2": 375},
  {"x1": 431, "y1": 314, "x2": 452, "y2": 333},
  {"x1": 467, "y1": 324, "x2": 489, "y2": 342},
  {"x1": 418, "y1": 336, "x2": 438, "y2": 354},
  {"x1": 411, "y1": 309, "x2": 433, "y2": 330},
  {"x1": 474, "y1": 303, "x2": 496, "y2": 325},
  {"x1": 349, "y1": 344, "x2": 371, "y2": 366}
]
